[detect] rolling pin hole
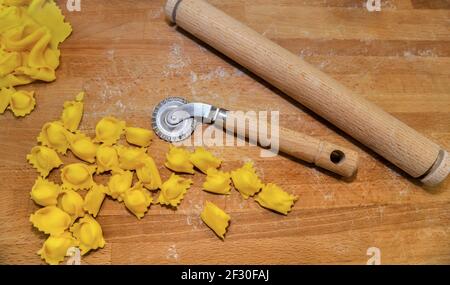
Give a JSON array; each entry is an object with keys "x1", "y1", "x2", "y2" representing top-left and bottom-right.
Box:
[{"x1": 330, "y1": 150, "x2": 346, "y2": 164}]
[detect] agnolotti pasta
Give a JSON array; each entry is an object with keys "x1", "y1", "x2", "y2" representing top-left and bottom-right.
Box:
[
  {"x1": 83, "y1": 184, "x2": 107, "y2": 217},
  {"x1": 190, "y1": 147, "x2": 222, "y2": 174},
  {"x1": 117, "y1": 145, "x2": 147, "y2": 170},
  {"x1": 0, "y1": 0, "x2": 72, "y2": 89},
  {"x1": 30, "y1": 205, "x2": 72, "y2": 235},
  {"x1": 107, "y1": 169, "x2": 133, "y2": 201},
  {"x1": 70, "y1": 215, "x2": 105, "y2": 255},
  {"x1": 38, "y1": 231, "x2": 77, "y2": 265},
  {"x1": 38, "y1": 121, "x2": 70, "y2": 154},
  {"x1": 136, "y1": 154, "x2": 162, "y2": 190},
  {"x1": 57, "y1": 189, "x2": 85, "y2": 220},
  {"x1": 200, "y1": 201, "x2": 230, "y2": 240},
  {"x1": 27, "y1": 145, "x2": 63, "y2": 177},
  {"x1": 202, "y1": 168, "x2": 231, "y2": 195},
  {"x1": 30, "y1": 177, "x2": 61, "y2": 207},
  {"x1": 231, "y1": 162, "x2": 263, "y2": 199},
  {"x1": 60, "y1": 163, "x2": 96, "y2": 191},
  {"x1": 9, "y1": 89, "x2": 36, "y2": 117},
  {"x1": 125, "y1": 126, "x2": 153, "y2": 147},
  {"x1": 61, "y1": 92, "x2": 84, "y2": 132},
  {"x1": 96, "y1": 144, "x2": 120, "y2": 174},
  {"x1": 0, "y1": 0, "x2": 72, "y2": 117},
  {"x1": 123, "y1": 182, "x2": 153, "y2": 219},
  {"x1": 255, "y1": 183, "x2": 298, "y2": 215},
  {"x1": 68, "y1": 132, "x2": 98, "y2": 163},
  {"x1": 93, "y1": 116, "x2": 126, "y2": 145},
  {"x1": 0, "y1": 87, "x2": 14, "y2": 113},
  {"x1": 165, "y1": 145, "x2": 195, "y2": 174},
  {"x1": 157, "y1": 173, "x2": 192, "y2": 208}
]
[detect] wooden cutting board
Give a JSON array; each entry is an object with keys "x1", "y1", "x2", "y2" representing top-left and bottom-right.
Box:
[{"x1": 0, "y1": 0, "x2": 449, "y2": 264}]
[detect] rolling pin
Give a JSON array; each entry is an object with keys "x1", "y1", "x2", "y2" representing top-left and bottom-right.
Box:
[{"x1": 164, "y1": 0, "x2": 450, "y2": 186}]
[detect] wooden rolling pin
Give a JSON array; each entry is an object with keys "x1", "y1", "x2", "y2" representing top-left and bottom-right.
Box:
[{"x1": 165, "y1": 0, "x2": 450, "y2": 186}]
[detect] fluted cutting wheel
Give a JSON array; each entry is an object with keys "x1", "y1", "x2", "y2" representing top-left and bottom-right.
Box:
[{"x1": 151, "y1": 97, "x2": 197, "y2": 142}]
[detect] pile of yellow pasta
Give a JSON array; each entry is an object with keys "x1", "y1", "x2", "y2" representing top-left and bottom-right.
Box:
[
  {"x1": 0, "y1": 0, "x2": 72, "y2": 117},
  {"x1": 27, "y1": 92, "x2": 298, "y2": 265}
]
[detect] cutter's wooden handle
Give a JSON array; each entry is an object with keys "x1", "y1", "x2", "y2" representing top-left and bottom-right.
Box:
[
  {"x1": 224, "y1": 112, "x2": 359, "y2": 178},
  {"x1": 165, "y1": 0, "x2": 450, "y2": 186}
]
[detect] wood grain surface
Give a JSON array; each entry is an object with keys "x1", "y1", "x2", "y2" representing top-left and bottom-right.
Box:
[{"x1": 0, "y1": 0, "x2": 449, "y2": 265}]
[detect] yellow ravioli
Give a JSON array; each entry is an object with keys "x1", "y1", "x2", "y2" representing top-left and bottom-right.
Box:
[
  {"x1": 93, "y1": 116, "x2": 126, "y2": 145},
  {"x1": 107, "y1": 170, "x2": 133, "y2": 201},
  {"x1": 37, "y1": 121, "x2": 70, "y2": 154},
  {"x1": 57, "y1": 189, "x2": 85, "y2": 220},
  {"x1": 61, "y1": 163, "x2": 96, "y2": 191},
  {"x1": 9, "y1": 89, "x2": 35, "y2": 117},
  {"x1": 61, "y1": 92, "x2": 84, "y2": 132},
  {"x1": 30, "y1": 205, "x2": 72, "y2": 235},
  {"x1": 190, "y1": 147, "x2": 222, "y2": 174},
  {"x1": 165, "y1": 145, "x2": 194, "y2": 174},
  {"x1": 125, "y1": 126, "x2": 153, "y2": 147},
  {"x1": 157, "y1": 173, "x2": 192, "y2": 208},
  {"x1": 0, "y1": 87, "x2": 14, "y2": 113},
  {"x1": 255, "y1": 183, "x2": 298, "y2": 215},
  {"x1": 136, "y1": 155, "x2": 162, "y2": 190},
  {"x1": 83, "y1": 184, "x2": 107, "y2": 217},
  {"x1": 117, "y1": 145, "x2": 147, "y2": 170},
  {"x1": 70, "y1": 215, "x2": 105, "y2": 255},
  {"x1": 38, "y1": 231, "x2": 77, "y2": 265},
  {"x1": 95, "y1": 144, "x2": 120, "y2": 174},
  {"x1": 30, "y1": 176, "x2": 60, "y2": 206},
  {"x1": 123, "y1": 182, "x2": 153, "y2": 219},
  {"x1": 26, "y1": 145, "x2": 62, "y2": 177},
  {"x1": 203, "y1": 168, "x2": 231, "y2": 195},
  {"x1": 200, "y1": 201, "x2": 230, "y2": 240},
  {"x1": 68, "y1": 132, "x2": 98, "y2": 163},
  {"x1": 231, "y1": 162, "x2": 263, "y2": 199}
]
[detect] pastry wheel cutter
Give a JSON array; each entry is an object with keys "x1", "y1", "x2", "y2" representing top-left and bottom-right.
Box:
[{"x1": 152, "y1": 97, "x2": 359, "y2": 177}]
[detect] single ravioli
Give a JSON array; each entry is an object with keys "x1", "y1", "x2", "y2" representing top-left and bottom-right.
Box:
[
  {"x1": 93, "y1": 116, "x2": 126, "y2": 145},
  {"x1": 37, "y1": 121, "x2": 70, "y2": 154},
  {"x1": 68, "y1": 132, "x2": 97, "y2": 163},
  {"x1": 83, "y1": 183, "x2": 107, "y2": 217},
  {"x1": 165, "y1": 145, "x2": 194, "y2": 174},
  {"x1": 157, "y1": 173, "x2": 192, "y2": 208},
  {"x1": 95, "y1": 144, "x2": 120, "y2": 174},
  {"x1": 30, "y1": 205, "x2": 72, "y2": 235},
  {"x1": 61, "y1": 92, "x2": 84, "y2": 132},
  {"x1": 57, "y1": 189, "x2": 85, "y2": 220},
  {"x1": 117, "y1": 145, "x2": 147, "y2": 170},
  {"x1": 60, "y1": 163, "x2": 96, "y2": 191},
  {"x1": 255, "y1": 183, "x2": 298, "y2": 215},
  {"x1": 125, "y1": 126, "x2": 153, "y2": 147},
  {"x1": 0, "y1": 87, "x2": 14, "y2": 113},
  {"x1": 70, "y1": 215, "x2": 105, "y2": 255},
  {"x1": 190, "y1": 147, "x2": 222, "y2": 174},
  {"x1": 37, "y1": 231, "x2": 77, "y2": 265},
  {"x1": 123, "y1": 182, "x2": 153, "y2": 219},
  {"x1": 136, "y1": 154, "x2": 162, "y2": 190},
  {"x1": 9, "y1": 89, "x2": 35, "y2": 117},
  {"x1": 200, "y1": 201, "x2": 230, "y2": 240},
  {"x1": 30, "y1": 176, "x2": 60, "y2": 206},
  {"x1": 231, "y1": 162, "x2": 263, "y2": 199},
  {"x1": 107, "y1": 169, "x2": 133, "y2": 201},
  {"x1": 26, "y1": 145, "x2": 62, "y2": 177},
  {"x1": 203, "y1": 168, "x2": 231, "y2": 195}
]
